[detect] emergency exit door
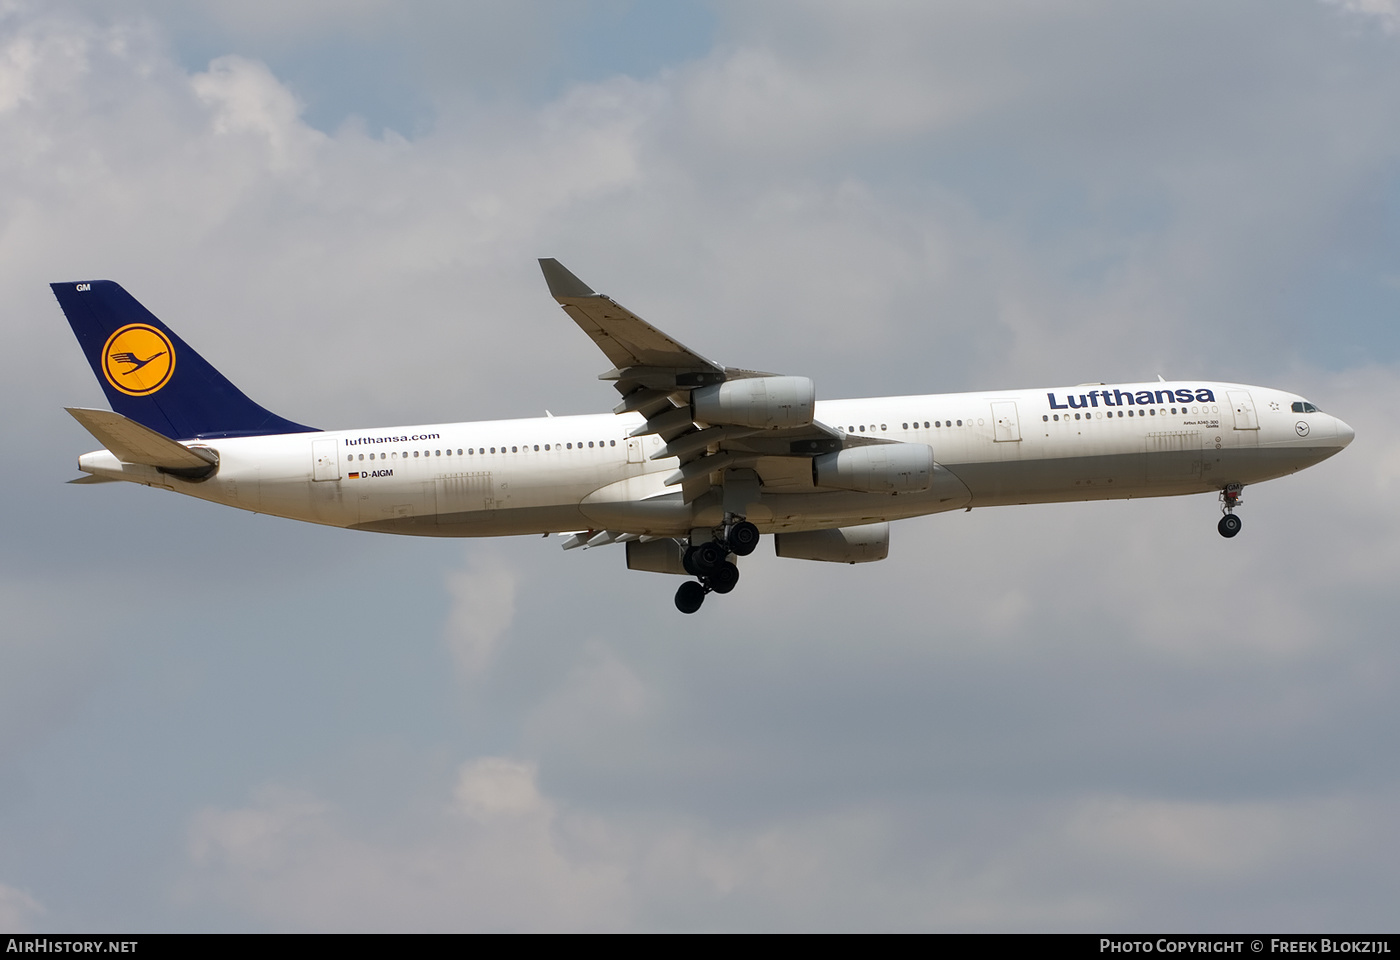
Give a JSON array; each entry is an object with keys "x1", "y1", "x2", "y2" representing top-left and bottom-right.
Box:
[
  {"x1": 991, "y1": 401, "x2": 1021, "y2": 441},
  {"x1": 312, "y1": 439, "x2": 340, "y2": 481}
]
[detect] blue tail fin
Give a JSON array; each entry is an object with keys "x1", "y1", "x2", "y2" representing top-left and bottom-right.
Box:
[{"x1": 53, "y1": 281, "x2": 317, "y2": 440}]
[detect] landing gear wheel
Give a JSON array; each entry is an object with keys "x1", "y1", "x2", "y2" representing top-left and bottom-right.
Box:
[
  {"x1": 728, "y1": 520, "x2": 760, "y2": 557},
  {"x1": 708, "y1": 561, "x2": 740, "y2": 594},
  {"x1": 675, "y1": 580, "x2": 706, "y2": 614},
  {"x1": 691, "y1": 540, "x2": 727, "y2": 575},
  {"x1": 1218, "y1": 514, "x2": 1242, "y2": 538},
  {"x1": 682, "y1": 547, "x2": 700, "y2": 577}
]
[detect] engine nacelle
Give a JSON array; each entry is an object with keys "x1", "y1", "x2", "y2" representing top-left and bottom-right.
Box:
[
  {"x1": 774, "y1": 523, "x2": 889, "y2": 563},
  {"x1": 692, "y1": 376, "x2": 815, "y2": 429},
  {"x1": 812, "y1": 443, "x2": 934, "y2": 493},
  {"x1": 626, "y1": 538, "x2": 688, "y2": 575}
]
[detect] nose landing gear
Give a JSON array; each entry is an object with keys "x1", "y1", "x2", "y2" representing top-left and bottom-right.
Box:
[
  {"x1": 1218, "y1": 484, "x2": 1244, "y2": 538},
  {"x1": 673, "y1": 518, "x2": 760, "y2": 613}
]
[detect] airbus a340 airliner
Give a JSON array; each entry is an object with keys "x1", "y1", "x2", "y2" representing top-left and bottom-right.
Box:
[{"x1": 57, "y1": 260, "x2": 1354, "y2": 613}]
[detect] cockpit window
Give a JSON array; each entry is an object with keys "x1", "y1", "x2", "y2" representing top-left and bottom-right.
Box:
[{"x1": 1291, "y1": 401, "x2": 1321, "y2": 413}]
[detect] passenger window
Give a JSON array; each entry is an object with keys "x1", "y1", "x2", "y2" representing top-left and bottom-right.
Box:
[
  {"x1": 414, "y1": 451, "x2": 419, "y2": 457},
  {"x1": 881, "y1": 424, "x2": 887, "y2": 431},
  {"x1": 512, "y1": 446, "x2": 518, "y2": 453},
  {"x1": 957, "y1": 420, "x2": 963, "y2": 426},
  {"x1": 923, "y1": 421, "x2": 929, "y2": 428},
  {"x1": 1043, "y1": 415, "x2": 1049, "y2": 422},
  {"x1": 346, "y1": 455, "x2": 353, "y2": 462}
]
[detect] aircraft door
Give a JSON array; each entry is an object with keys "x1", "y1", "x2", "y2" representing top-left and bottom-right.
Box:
[
  {"x1": 991, "y1": 401, "x2": 1021, "y2": 441},
  {"x1": 312, "y1": 439, "x2": 341, "y2": 481},
  {"x1": 1227, "y1": 391, "x2": 1259, "y2": 430}
]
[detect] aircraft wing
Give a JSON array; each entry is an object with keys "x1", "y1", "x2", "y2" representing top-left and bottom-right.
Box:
[
  {"x1": 539, "y1": 259, "x2": 723, "y2": 375},
  {"x1": 540, "y1": 260, "x2": 866, "y2": 504}
]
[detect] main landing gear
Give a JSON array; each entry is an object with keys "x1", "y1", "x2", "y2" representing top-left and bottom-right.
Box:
[
  {"x1": 674, "y1": 519, "x2": 761, "y2": 614},
  {"x1": 1217, "y1": 483, "x2": 1244, "y2": 538}
]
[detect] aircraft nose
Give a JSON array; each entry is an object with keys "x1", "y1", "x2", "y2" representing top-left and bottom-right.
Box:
[{"x1": 1334, "y1": 416, "x2": 1355, "y2": 447}]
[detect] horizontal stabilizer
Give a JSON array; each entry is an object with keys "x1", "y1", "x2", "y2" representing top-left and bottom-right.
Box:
[
  {"x1": 67, "y1": 474, "x2": 117, "y2": 484},
  {"x1": 66, "y1": 407, "x2": 218, "y2": 471}
]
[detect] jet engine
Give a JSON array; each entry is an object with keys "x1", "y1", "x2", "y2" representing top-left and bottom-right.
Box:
[
  {"x1": 774, "y1": 523, "x2": 889, "y2": 563},
  {"x1": 692, "y1": 376, "x2": 815, "y2": 429},
  {"x1": 812, "y1": 443, "x2": 934, "y2": 493}
]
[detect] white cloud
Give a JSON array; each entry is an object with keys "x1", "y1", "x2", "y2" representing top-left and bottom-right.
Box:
[
  {"x1": 181, "y1": 757, "x2": 1400, "y2": 931},
  {"x1": 185, "y1": 759, "x2": 629, "y2": 932},
  {"x1": 442, "y1": 556, "x2": 517, "y2": 679},
  {"x1": 0, "y1": 884, "x2": 44, "y2": 933},
  {"x1": 192, "y1": 55, "x2": 323, "y2": 174},
  {"x1": 1322, "y1": 0, "x2": 1400, "y2": 32}
]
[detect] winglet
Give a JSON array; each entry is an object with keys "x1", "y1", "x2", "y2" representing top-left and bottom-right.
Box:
[{"x1": 539, "y1": 259, "x2": 598, "y2": 300}]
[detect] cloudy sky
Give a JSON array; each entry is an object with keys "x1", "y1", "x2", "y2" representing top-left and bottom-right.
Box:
[{"x1": 2, "y1": 0, "x2": 1398, "y2": 932}]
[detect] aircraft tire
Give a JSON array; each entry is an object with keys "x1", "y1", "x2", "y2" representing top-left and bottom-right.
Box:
[
  {"x1": 1218, "y1": 514, "x2": 1242, "y2": 538},
  {"x1": 728, "y1": 521, "x2": 760, "y2": 556},
  {"x1": 693, "y1": 540, "x2": 726, "y2": 574},
  {"x1": 682, "y1": 546, "x2": 700, "y2": 576},
  {"x1": 708, "y1": 561, "x2": 740, "y2": 594},
  {"x1": 675, "y1": 580, "x2": 706, "y2": 614}
]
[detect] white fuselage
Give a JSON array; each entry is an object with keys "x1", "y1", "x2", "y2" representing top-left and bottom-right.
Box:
[{"x1": 76, "y1": 381, "x2": 1354, "y2": 538}]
